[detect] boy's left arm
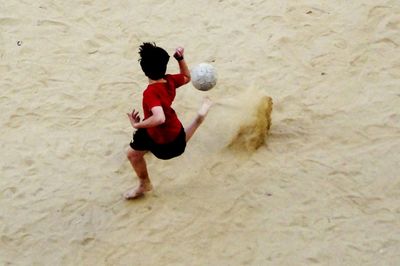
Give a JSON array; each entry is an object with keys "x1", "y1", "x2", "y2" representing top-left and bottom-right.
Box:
[{"x1": 127, "y1": 106, "x2": 165, "y2": 129}]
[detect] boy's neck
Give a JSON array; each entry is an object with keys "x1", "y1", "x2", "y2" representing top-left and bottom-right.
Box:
[{"x1": 149, "y1": 78, "x2": 167, "y2": 84}]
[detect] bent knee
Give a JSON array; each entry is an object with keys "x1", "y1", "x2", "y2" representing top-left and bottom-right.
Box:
[{"x1": 127, "y1": 149, "x2": 145, "y2": 162}]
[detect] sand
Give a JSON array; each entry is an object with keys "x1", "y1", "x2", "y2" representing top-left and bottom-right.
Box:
[{"x1": 1, "y1": 0, "x2": 400, "y2": 265}]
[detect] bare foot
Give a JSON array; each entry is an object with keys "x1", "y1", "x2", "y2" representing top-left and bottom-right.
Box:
[
  {"x1": 198, "y1": 97, "x2": 213, "y2": 118},
  {"x1": 124, "y1": 182, "x2": 153, "y2": 200}
]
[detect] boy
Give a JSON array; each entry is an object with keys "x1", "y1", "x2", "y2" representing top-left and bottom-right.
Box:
[{"x1": 125, "y1": 42, "x2": 212, "y2": 199}]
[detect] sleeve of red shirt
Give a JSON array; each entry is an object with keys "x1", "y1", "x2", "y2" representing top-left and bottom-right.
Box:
[
  {"x1": 143, "y1": 88, "x2": 161, "y2": 109},
  {"x1": 168, "y1": 74, "x2": 186, "y2": 89}
]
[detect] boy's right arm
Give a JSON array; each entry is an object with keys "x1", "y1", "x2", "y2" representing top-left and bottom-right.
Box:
[{"x1": 174, "y1": 47, "x2": 191, "y2": 84}]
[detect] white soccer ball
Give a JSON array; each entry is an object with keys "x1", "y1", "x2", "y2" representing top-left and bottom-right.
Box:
[{"x1": 190, "y1": 63, "x2": 217, "y2": 91}]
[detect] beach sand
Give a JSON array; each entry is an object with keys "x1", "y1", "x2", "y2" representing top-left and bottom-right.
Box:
[{"x1": 1, "y1": 0, "x2": 400, "y2": 265}]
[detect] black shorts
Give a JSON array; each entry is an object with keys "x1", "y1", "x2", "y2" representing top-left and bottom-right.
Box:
[{"x1": 130, "y1": 127, "x2": 186, "y2": 160}]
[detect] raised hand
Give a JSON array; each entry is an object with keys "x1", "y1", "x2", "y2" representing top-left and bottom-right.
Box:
[{"x1": 174, "y1": 47, "x2": 184, "y2": 61}]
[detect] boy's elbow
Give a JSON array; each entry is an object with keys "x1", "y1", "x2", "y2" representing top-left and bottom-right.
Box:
[
  {"x1": 156, "y1": 114, "x2": 166, "y2": 125},
  {"x1": 151, "y1": 106, "x2": 166, "y2": 125},
  {"x1": 184, "y1": 75, "x2": 191, "y2": 84},
  {"x1": 158, "y1": 116, "x2": 166, "y2": 124}
]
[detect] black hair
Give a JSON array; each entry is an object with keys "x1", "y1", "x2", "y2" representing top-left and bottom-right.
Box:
[{"x1": 138, "y1": 42, "x2": 170, "y2": 80}]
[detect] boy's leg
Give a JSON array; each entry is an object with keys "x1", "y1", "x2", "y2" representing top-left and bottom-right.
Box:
[
  {"x1": 124, "y1": 148, "x2": 153, "y2": 199},
  {"x1": 185, "y1": 97, "x2": 213, "y2": 142}
]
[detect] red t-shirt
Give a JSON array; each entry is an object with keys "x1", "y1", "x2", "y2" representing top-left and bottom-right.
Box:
[{"x1": 142, "y1": 74, "x2": 186, "y2": 144}]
